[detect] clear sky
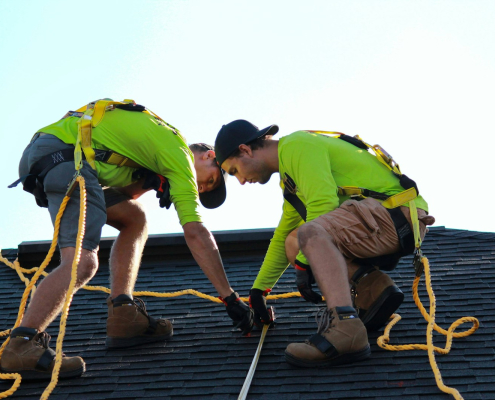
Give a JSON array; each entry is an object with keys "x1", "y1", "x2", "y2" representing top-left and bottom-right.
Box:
[{"x1": 1, "y1": 0, "x2": 494, "y2": 250}]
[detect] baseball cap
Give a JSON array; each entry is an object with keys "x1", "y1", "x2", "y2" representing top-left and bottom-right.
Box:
[
  {"x1": 193, "y1": 143, "x2": 229, "y2": 209},
  {"x1": 214, "y1": 120, "x2": 279, "y2": 167}
]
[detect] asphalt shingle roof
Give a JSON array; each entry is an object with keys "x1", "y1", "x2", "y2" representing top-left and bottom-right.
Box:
[{"x1": 1, "y1": 226, "x2": 494, "y2": 400}]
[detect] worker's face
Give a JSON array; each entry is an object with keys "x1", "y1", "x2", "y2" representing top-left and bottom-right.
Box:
[
  {"x1": 221, "y1": 144, "x2": 273, "y2": 185},
  {"x1": 194, "y1": 150, "x2": 222, "y2": 193}
]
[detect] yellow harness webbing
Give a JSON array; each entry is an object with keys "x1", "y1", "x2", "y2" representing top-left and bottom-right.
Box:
[
  {"x1": 73, "y1": 99, "x2": 177, "y2": 172},
  {"x1": 307, "y1": 130, "x2": 418, "y2": 209},
  {"x1": 74, "y1": 99, "x2": 134, "y2": 170}
]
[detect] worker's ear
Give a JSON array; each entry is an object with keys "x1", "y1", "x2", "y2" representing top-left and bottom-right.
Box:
[
  {"x1": 238, "y1": 144, "x2": 253, "y2": 158},
  {"x1": 203, "y1": 150, "x2": 216, "y2": 160}
]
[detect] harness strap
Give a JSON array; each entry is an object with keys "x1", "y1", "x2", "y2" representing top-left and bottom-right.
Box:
[
  {"x1": 307, "y1": 130, "x2": 419, "y2": 201},
  {"x1": 352, "y1": 206, "x2": 415, "y2": 271},
  {"x1": 8, "y1": 147, "x2": 145, "y2": 209},
  {"x1": 283, "y1": 173, "x2": 307, "y2": 221},
  {"x1": 9, "y1": 147, "x2": 143, "y2": 193},
  {"x1": 71, "y1": 99, "x2": 182, "y2": 172}
]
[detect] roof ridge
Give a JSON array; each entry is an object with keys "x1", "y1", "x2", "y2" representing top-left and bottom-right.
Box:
[{"x1": 427, "y1": 226, "x2": 495, "y2": 241}]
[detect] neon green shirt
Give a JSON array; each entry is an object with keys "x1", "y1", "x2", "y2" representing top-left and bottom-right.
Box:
[
  {"x1": 39, "y1": 108, "x2": 202, "y2": 226},
  {"x1": 252, "y1": 130, "x2": 429, "y2": 290}
]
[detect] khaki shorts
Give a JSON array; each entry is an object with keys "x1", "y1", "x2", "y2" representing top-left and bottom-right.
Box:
[{"x1": 311, "y1": 197, "x2": 432, "y2": 261}]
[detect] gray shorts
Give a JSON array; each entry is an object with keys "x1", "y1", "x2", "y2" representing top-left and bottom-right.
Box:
[{"x1": 19, "y1": 134, "x2": 132, "y2": 251}]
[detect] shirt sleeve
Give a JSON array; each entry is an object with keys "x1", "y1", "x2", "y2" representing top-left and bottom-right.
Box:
[
  {"x1": 252, "y1": 200, "x2": 304, "y2": 291},
  {"x1": 283, "y1": 138, "x2": 340, "y2": 266},
  {"x1": 155, "y1": 146, "x2": 202, "y2": 226}
]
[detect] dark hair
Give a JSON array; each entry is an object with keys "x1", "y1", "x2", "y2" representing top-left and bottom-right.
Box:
[
  {"x1": 189, "y1": 143, "x2": 214, "y2": 153},
  {"x1": 189, "y1": 143, "x2": 218, "y2": 167},
  {"x1": 229, "y1": 135, "x2": 271, "y2": 159}
]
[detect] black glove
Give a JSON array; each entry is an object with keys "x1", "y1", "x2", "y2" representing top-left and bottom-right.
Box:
[
  {"x1": 249, "y1": 288, "x2": 273, "y2": 327},
  {"x1": 220, "y1": 292, "x2": 254, "y2": 335},
  {"x1": 295, "y1": 260, "x2": 322, "y2": 304},
  {"x1": 140, "y1": 170, "x2": 172, "y2": 209}
]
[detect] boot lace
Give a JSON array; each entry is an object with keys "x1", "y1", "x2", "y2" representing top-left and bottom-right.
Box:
[
  {"x1": 315, "y1": 307, "x2": 334, "y2": 335},
  {"x1": 34, "y1": 331, "x2": 51, "y2": 349},
  {"x1": 133, "y1": 297, "x2": 149, "y2": 317},
  {"x1": 133, "y1": 297, "x2": 169, "y2": 326}
]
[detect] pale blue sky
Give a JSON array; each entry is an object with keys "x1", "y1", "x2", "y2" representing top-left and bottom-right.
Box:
[{"x1": 1, "y1": 0, "x2": 494, "y2": 249}]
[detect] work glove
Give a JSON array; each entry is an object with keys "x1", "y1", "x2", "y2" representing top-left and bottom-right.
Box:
[
  {"x1": 294, "y1": 260, "x2": 322, "y2": 304},
  {"x1": 249, "y1": 288, "x2": 274, "y2": 328},
  {"x1": 141, "y1": 170, "x2": 172, "y2": 209},
  {"x1": 220, "y1": 292, "x2": 254, "y2": 335}
]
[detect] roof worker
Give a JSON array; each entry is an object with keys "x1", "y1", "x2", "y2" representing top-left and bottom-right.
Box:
[
  {"x1": 214, "y1": 120, "x2": 435, "y2": 368},
  {"x1": 1, "y1": 100, "x2": 253, "y2": 380}
]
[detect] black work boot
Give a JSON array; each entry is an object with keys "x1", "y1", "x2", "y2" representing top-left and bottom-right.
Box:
[
  {"x1": 106, "y1": 294, "x2": 173, "y2": 348},
  {"x1": 285, "y1": 306, "x2": 370, "y2": 368},
  {"x1": 351, "y1": 266, "x2": 404, "y2": 332},
  {"x1": 0, "y1": 327, "x2": 85, "y2": 380}
]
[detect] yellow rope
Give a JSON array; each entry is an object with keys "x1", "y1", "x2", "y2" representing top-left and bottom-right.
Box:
[
  {"x1": 0, "y1": 182, "x2": 479, "y2": 399},
  {"x1": 377, "y1": 256, "x2": 479, "y2": 399},
  {"x1": 0, "y1": 256, "x2": 304, "y2": 309},
  {"x1": 0, "y1": 193, "x2": 70, "y2": 398},
  {"x1": 41, "y1": 176, "x2": 86, "y2": 399}
]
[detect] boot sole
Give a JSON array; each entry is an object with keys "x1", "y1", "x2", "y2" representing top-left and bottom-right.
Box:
[
  {"x1": 360, "y1": 285, "x2": 404, "y2": 332},
  {"x1": 285, "y1": 345, "x2": 371, "y2": 368},
  {"x1": 0, "y1": 364, "x2": 85, "y2": 381},
  {"x1": 105, "y1": 329, "x2": 173, "y2": 349}
]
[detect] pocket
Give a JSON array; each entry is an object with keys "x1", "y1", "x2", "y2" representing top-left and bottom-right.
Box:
[
  {"x1": 340, "y1": 199, "x2": 381, "y2": 236},
  {"x1": 319, "y1": 206, "x2": 372, "y2": 249}
]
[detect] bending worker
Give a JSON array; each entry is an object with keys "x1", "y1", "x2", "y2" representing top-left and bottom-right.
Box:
[
  {"x1": 1, "y1": 100, "x2": 253, "y2": 380},
  {"x1": 214, "y1": 120, "x2": 435, "y2": 368}
]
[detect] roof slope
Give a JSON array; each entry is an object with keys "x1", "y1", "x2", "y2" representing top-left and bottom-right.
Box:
[{"x1": 1, "y1": 226, "x2": 495, "y2": 400}]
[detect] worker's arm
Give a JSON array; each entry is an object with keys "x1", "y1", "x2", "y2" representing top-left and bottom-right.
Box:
[
  {"x1": 183, "y1": 221, "x2": 253, "y2": 334},
  {"x1": 183, "y1": 221, "x2": 232, "y2": 298},
  {"x1": 249, "y1": 201, "x2": 303, "y2": 326}
]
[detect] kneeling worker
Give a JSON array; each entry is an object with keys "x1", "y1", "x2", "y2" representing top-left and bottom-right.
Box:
[
  {"x1": 214, "y1": 120, "x2": 435, "y2": 367},
  {"x1": 1, "y1": 100, "x2": 252, "y2": 380}
]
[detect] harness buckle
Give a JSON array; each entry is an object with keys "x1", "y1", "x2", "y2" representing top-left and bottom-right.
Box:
[{"x1": 413, "y1": 249, "x2": 424, "y2": 277}]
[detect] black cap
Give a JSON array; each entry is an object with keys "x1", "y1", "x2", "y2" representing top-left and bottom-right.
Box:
[
  {"x1": 214, "y1": 120, "x2": 279, "y2": 167},
  {"x1": 192, "y1": 143, "x2": 228, "y2": 209},
  {"x1": 199, "y1": 167, "x2": 228, "y2": 209}
]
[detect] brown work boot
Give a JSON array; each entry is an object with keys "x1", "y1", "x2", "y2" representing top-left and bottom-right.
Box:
[
  {"x1": 285, "y1": 306, "x2": 370, "y2": 368},
  {"x1": 0, "y1": 327, "x2": 85, "y2": 380},
  {"x1": 351, "y1": 266, "x2": 404, "y2": 332},
  {"x1": 106, "y1": 294, "x2": 173, "y2": 348}
]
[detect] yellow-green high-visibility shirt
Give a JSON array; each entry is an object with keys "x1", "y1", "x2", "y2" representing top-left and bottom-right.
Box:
[
  {"x1": 39, "y1": 108, "x2": 202, "y2": 226},
  {"x1": 252, "y1": 130, "x2": 429, "y2": 291}
]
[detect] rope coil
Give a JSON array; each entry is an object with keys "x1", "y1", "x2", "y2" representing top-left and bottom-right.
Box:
[{"x1": 377, "y1": 256, "x2": 479, "y2": 400}]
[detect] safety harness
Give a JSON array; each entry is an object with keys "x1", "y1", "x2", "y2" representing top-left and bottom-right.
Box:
[
  {"x1": 9, "y1": 99, "x2": 176, "y2": 207},
  {"x1": 283, "y1": 131, "x2": 421, "y2": 270}
]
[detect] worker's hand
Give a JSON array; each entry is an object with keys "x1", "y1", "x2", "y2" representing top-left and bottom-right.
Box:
[
  {"x1": 220, "y1": 292, "x2": 254, "y2": 335},
  {"x1": 141, "y1": 170, "x2": 172, "y2": 209},
  {"x1": 249, "y1": 289, "x2": 273, "y2": 327},
  {"x1": 295, "y1": 260, "x2": 323, "y2": 304}
]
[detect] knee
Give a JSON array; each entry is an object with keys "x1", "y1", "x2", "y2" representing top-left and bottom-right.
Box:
[
  {"x1": 114, "y1": 200, "x2": 148, "y2": 233},
  {"x1": 60, "y1": 248, "x2": 99, "y2": 286},
  {"x1": 297, "y1": 222, "x2": 324, "y2": 250},
  {"x1": 76, "y1": 251, "x2": 99, "y2": 284}
]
